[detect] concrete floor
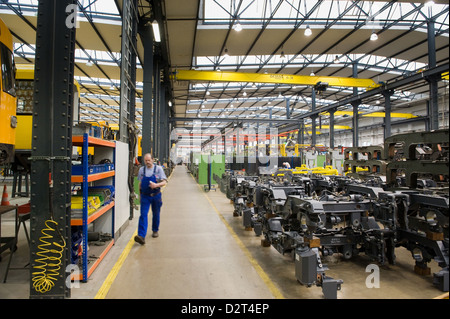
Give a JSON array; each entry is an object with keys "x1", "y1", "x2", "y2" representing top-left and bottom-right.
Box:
[{"x1": 0, "y1": 166, "x2": 447, "y2": 299}]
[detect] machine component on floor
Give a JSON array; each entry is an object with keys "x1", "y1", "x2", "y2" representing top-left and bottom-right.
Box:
[{"x1": 211, "y1": 130, "x2": 449, "y2": 297}]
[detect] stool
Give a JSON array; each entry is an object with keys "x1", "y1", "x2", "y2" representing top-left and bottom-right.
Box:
[
  {"x1": 17, "y1": 203, "x2": 30, "y2": 246},
  {"x1": 12, "y1": 171, "x2": 30, "y2": 198}
]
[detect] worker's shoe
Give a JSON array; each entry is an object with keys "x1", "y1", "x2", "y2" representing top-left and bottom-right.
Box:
[
  {"x1": 152, "y1": 232, "x2": 159, "y2": 238},
  {"x1": 134, "y1": 235, "x2": 145, "y2": 245}
]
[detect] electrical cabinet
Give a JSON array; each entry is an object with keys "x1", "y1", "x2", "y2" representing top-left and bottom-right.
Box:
[
  {"x1": 71, "y1": 133, "x2": 115, "y2": 282},
  {"x1": 197, "y1": 154, "x2": 225, "y2": 185}
]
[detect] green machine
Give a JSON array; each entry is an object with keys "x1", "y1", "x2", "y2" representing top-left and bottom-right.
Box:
[{"x1": 197, "y1": 153, "x2": 225, "y2": 186}]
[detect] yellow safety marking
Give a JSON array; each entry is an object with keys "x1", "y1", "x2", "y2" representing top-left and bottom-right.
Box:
[
  {"x1": 95, "y1": 170, "x2": 173, "y2": 299},
  {"x1": 191, "y1": 174, "x2": 285, "y2": 299},
  {"x1": 94, "y1": 229, "x2": 137, "y2": 299}
]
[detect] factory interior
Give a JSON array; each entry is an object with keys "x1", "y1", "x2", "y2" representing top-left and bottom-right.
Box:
[{"x1": 0, "y1": 0, "x2": 448, "y2": 308}]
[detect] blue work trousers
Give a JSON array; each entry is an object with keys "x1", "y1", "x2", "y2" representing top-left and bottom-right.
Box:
[{"x1": 138, "y1": 193, "x2": 162, "y2": 238}]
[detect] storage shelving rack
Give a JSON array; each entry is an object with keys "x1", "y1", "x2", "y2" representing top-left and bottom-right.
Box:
[{"x1": 71, "y1": 133, "x2": 115, "y2": 282}]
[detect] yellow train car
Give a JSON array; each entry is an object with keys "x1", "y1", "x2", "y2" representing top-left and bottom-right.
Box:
[
  {"x1": 15, "y1": 64, "x2": 81, "y2": 152},
  {"x1": 0, "y1": 18, "x2": 17, "y2": 165}
]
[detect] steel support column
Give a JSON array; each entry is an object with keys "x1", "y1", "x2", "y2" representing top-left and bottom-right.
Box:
[
  {"x1": 311, "y1": 88, "x2": 317, "y2": 147},
  {"x1": 153, "y1": 58, "x2": 161, "y2": 157},
  {"x1": 29, "y1": 0, "x2": 76, "y2": 299},
  {"x1": 427, "y1": 19, "x2": 439, "y2": 130},
  {"x1": 118, "y1": 0, "x2": 138, "y2": 142},
  {"x1": 299, "y1": 120, "x2": 305, "y2": 145},
  {"x1": 352, "y1": 63, "x2": 360, "y2": 147},
  {"x1": 159, "y1": 84, "x2": 168, "y2": 162},
  {"x1": 286, "y1": 98, "x2": 290, "y2": 119},
  {"x1": 383, "y1": 90, "x2": 394, "y2": 139},
  {"x1": 352, "y1": 101, "x2": 360, "y2": 147},
  {"x1": 269, "y1": 108, "x2": 273, "y2": 128},
  {"x1": 329, "y1": 108, "x2": 335, "y2": 148},
  {"x1": 139, "y1": 24, "x2": 154, "y2": 157}
]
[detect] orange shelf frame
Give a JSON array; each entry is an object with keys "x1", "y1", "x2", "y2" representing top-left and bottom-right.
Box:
[
  {"x1": 72, "y1": 135, "x2": 116, "y2": 148},
  {"x1": 71, "y1": 170, "x2": 115, "y2": 183},
  {"x1": 71, "y1": 201, "x2": 115, "y2": 226},
  {"x1": 73, "y1": 239, "x2": 114, "y2": 282}
]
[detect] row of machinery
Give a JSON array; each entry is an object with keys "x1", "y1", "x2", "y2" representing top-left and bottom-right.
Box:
[{"x1": 215, "y1": 129, "x2": 448, "y2": 299}]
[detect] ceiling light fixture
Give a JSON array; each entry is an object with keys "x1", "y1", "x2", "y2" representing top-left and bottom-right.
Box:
[
  {"x1": 280, "y1": 51, "x2": 286, "y2": 60},
  {"x1": 334, "y1": 55, "x2": 340, "y2": 63},
  {"x1": 152, "y1": 20, "x2": 161, "y2": 42},
  {"x1": 234, "y1": 21, "x2": 242, "y2": 32},
  {"x1": 304, "y1": 25, "x2": 312, "y2": 36},
  {"x1": 425, "y1": 1, "x2": 435, "y2": 8},
  {"x1": 370, "y1": 31, "x2": 378, "y2": 41},
  {"x1": 86, "y1": 58, "x2": 93, "y2": 67},
  {"x1": 223, "y1": 48, "x2": 229, "y2": 58}
]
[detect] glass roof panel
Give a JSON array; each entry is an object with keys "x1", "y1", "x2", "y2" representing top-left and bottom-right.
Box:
[{"x1": 203, "y1": 0, "x2": 449, "y2": 32}]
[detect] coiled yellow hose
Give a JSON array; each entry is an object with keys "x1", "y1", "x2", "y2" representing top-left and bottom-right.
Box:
[{"x1": 31, "y1": 219, "x2": 66, "y2": 294}]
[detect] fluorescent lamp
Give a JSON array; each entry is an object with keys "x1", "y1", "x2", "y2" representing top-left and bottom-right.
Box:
[
  {"x1": 304, "y1": 25, "x2": 312, "y2": 36},
  {"x1": 152, "y1": 20, "x2": 161, "y2": 42}
]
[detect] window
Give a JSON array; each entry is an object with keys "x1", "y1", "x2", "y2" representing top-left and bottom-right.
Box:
[{"x1": 1, "y1": 42, "x2": 16, "y2": 97}]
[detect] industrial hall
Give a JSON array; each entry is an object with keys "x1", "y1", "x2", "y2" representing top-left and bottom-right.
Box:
[{"x1": 0, "y1": 0, "x2": 448, "y2": 305}]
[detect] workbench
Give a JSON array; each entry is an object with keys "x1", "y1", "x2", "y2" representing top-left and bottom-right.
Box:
[{"x1": 0, "y1": 205, "x2": 18, "y2": 262}]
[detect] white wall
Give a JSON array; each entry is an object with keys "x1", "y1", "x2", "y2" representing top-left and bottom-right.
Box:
[{"x1": 114, "y1": 140, "x2": 131, "y2": 235}]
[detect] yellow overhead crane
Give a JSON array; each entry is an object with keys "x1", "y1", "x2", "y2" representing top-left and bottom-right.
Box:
[
  {"x1": 172, "y1": 69, "x2": 382, "y2": 90},
  {"x1": 442, "y1": 71, "x2": 449, "y2": 81},
  {"x1": 172, "y1": 70, "x2": 417, "y2": 119},
  {"x1": 320, "y1": 110, "x2": 417, "y2": 119}
]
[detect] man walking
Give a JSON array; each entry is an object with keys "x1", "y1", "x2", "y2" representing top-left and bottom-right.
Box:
[{"x1": 135, "y1": 153, "x2": 167, "y2": 245}]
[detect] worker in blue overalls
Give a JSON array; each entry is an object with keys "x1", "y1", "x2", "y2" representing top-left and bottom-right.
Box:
[{"x1": 135, "y1": 153, "x2": 167, "y2": 245}]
